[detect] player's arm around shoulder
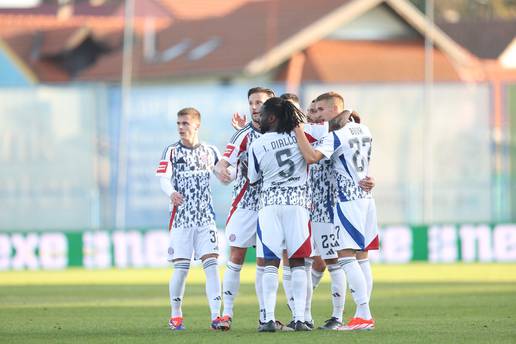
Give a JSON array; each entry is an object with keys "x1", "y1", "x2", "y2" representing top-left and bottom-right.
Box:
[{"x1": 294, "y1": 124, "x2": 324, "y2": 164}]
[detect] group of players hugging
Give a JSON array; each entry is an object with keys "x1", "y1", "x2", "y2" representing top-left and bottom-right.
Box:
[{"x1": 155, "y1": 87, "x2": 379, "y2": 333}]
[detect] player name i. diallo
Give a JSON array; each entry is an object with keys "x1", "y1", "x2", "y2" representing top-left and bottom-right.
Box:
[{"x1": 261, "y1": 135, "x2": 297, "y2": 152}]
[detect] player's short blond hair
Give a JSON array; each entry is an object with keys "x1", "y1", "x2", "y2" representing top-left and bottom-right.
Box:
[
  {"x1": 316, "y1": 92, "x2": 344, "y2": 109},
  {"x1": 177, "y1": 107, "x2": 201, "y2": 121}
]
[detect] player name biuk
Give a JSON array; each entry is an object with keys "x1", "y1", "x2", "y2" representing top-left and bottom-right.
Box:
[{"x1": 349, "y1": 127, "x2": 364, "y2": 135}]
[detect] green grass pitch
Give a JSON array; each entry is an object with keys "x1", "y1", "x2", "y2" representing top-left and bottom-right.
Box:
[{"x1": 1, "y1": 264, "x2": 515, "y2": 344}]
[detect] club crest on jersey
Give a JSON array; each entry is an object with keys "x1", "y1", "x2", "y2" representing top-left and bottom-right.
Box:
[
  {"x1": 229, "y1": 234, "x2": 236, "y2": 242},
  {"x1": 200, "y1": 152, "x2": 210, "y2": 164}
]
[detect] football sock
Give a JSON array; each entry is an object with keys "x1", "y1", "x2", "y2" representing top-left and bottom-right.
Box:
[
  {"x1": 304, "y1": 259, "x2": 314, "y2": 322},
  {"x1": 358, "y1": 258, "x2": 373, "y2": 301},
  {"x1": 262, "y1": 265, "x2": 279, "y2": 323},
  {"x1": 338, "y1": 257, "x2": 371, "y2": 320},
  {"x1": 311, "y1": 269, "x2": 324, "y2": 289},
  {"x1": 255, "y1": 265, "x2": 266, "y2": 322},
  {"x1": 222, "y1": 261, "x2": 242, "y2": 317},
  {"x1": 202, "y1": 257, "x2": 221, "y2": 320},
  {"x1": 282, "y1": 266, "x2": 295, "y2": 316},
  {"x1": 170, "y1": 260, "x2": 190, "y2": 317},
  {"x1": 291, "y1": 266, "x2": 307, "y2": 323},
  {"x1": 328, "y1": 263, "x2": 346, "y2": 322}
]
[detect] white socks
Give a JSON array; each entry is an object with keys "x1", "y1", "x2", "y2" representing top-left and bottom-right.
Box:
[
  {"x1": 304, "y1": 259, "x2": 313, "y2": 322},
  {"x1": 312, "y1": 269, "x2": 324, "y2": 289},
  {"x1": 255, "y1": 265, "x2": 266, "y2": 322},
  {"x1": 222, "y1": 261, "x2": 242, "y2": 317},
  {"x1": 291, "y1": 266, "x2": 307, "y2": 322},
  {"x1": 282, "y1": 266, "x2": 295, "y2": 316},
  {"x1": 358, "y1": 258, "x2": 373, "y2": 300},
  {"x1": 262, "y1": 265, "x2": 279, "y2": 322},
  {"x1": 338, "y1": 257, "x2": 371, "y2": 320},
  {"x1": 202, "y1": 257, "x2": 221, "y2": 320},
  {"x1": 169, "y1": 260, "x2": 190, "y2": 317},
  {"x1": 327, "y1": 263, "x2": 346, "y2": 322}
]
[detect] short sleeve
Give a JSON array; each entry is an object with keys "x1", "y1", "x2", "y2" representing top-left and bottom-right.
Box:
[
  {"x1": 208, "y1": 145, "x2": 221, "y2": 165},
  {"x1": 315, "y1": 131, "x2": 339, "y2": 159},
  {"x1": 222, "y1": 127, "x2": 249, "y2": 166}
]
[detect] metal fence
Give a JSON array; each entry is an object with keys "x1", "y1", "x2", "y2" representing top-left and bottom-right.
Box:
[{"x1": 0, "y1": 82, "x2": 508, "y2": 231}]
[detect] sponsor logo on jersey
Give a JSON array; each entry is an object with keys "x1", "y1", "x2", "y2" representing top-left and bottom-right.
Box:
[
  {"x1": 156, "y1": 161, "x2": 168, "y2": 174},
  {"x1": 223, "y1": 145, "x2": 236, "y2": 158}
]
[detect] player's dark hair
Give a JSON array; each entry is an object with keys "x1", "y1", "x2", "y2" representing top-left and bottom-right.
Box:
[
  {"x1": 177, "y1": 107, "x2": 201, "y2": 121},
  {"x1": 248, "y1": 87, "x2": 275, "y2": 98},
  {"x1": 262, "y1": 97, "x2": 304, "y2": 134},
  {"x1": 280, "y1": 93, "x2": 300, "y2": 104}
]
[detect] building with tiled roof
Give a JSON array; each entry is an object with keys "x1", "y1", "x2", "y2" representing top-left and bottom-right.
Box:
[{"x1": 0, "y1": 0, "x2": 514, "y2": 86}]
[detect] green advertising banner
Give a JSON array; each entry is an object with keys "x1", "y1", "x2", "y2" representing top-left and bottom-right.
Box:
[{"x1": 1, "y1": 224, "x2": 516, "y2": 270}]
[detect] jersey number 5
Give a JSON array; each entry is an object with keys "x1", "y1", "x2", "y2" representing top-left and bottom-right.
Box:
[{"x1": 275, "y1": 148, "x2": 295, "y2": 178}]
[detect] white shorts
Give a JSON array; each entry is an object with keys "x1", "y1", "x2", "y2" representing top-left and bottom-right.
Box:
[
  {"x1": 312, "y1": 222, "x2": 339, "y2": 259},
  {"x1": 333, "y1": 198, "x2": 379, "y2": 251},
  {"x1": 256, "y1": 205, "x2": 312, "y2": 260},
  {"x1": 167, "y1": 224, "x2": 219, "y2": 261},
  {"x1": 225, "y1": 208, "x2": 257, "y2": 248}
]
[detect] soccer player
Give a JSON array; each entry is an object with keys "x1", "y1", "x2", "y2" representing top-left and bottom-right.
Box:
[
  {"x1": 155, "y1": 107, "x2": 223, "y2": 331},
  {"x1": 213, "y1": 87, "x2": 290, "y2": 331},
  {"x1": 293, "y1": 98, "x2": 379, "y2": 331},
  {"x1": 279, "y1": 93, "x2": 325, "y2": 329},
  {"x1": 308, "y1": 95, "x2": 376, "y2": 330},
  {"x1": 247, "y1": 97, "x2": 313, "y2": 332}
]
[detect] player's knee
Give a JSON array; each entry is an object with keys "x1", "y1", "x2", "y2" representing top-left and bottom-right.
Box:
[
  {"x1": 256, "y1": 257, "x2": 265, "y2": 266},
  {"x1": 356, "y1": 250, "x2": 368, "y2": 260},
  {"x1": 337, "y1": 249, "x2": 356, "y2": 258},
  {"x1": 229, "y1": 247, "x2": 247, "y2": 264},
  {"x1": 263, "y1": 258, "x2": 281, "y2": 268},
  {"x1": 288, "y1": 258, "x2": 305, "y2": 268},
  {"x1": 322, "y1": 258, "x2": 337, "y2": 268},
  {"x1": 200, "y1": 253, "x2": 219, "y2": 262}
]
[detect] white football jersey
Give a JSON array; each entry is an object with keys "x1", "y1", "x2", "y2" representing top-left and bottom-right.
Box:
[
  {"x1": 248, "y1": 131, "x2": 310, "y2": 209},
  {"x1": 222, "y1": 123, "x2": 262, "y2": 211},
  {"x1": 155, "y1": 141, "x2": 220, "y2": 229},
  {"x1": 316, "y1": 122, "x2": 373, "y2": 202}
]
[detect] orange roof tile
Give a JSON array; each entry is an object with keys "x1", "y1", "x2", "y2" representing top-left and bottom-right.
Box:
[
  {"x1": 298, "y1": 40, "x2": 461, "y2": 82},
  {"x1": 158, "y1": 0, "x2": 248, "y2": 19}
]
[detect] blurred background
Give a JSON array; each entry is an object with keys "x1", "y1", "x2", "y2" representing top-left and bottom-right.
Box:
[{"x1": 1, "y1": 0, "x2": 515, "y2": 269}]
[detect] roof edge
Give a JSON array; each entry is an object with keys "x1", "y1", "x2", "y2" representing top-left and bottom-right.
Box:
[
  {"x1": 244, "y1": 0, "x2": 383, "y2": 76},
  {"x1": 0, "y1": 37, "x2": 38, "y2": 83}
]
